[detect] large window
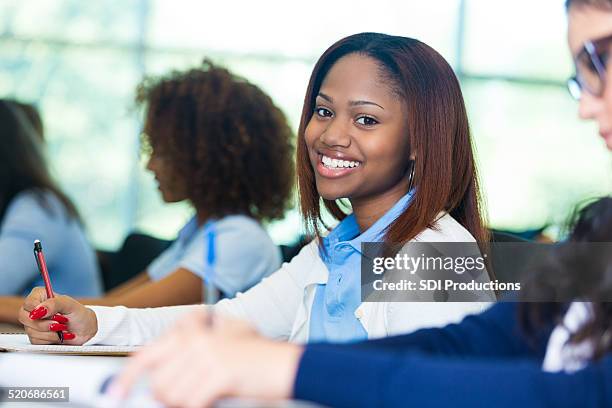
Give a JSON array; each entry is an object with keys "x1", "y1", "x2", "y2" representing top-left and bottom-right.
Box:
[{"x1": 1, "y1": 0, "x2": 609, "y2": 249}]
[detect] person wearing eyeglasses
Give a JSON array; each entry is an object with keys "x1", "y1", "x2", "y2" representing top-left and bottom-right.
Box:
[
  {"x1": 100, "y1": 1, "x2": 612, "y2": 407},
  {"x1": 567, "y1": 0, "x2": 612, "y2": 151}
]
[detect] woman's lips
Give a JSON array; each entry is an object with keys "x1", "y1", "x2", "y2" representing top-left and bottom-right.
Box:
[{"x1": 314, "y1": 154, "x2": 362, "y2": 178}]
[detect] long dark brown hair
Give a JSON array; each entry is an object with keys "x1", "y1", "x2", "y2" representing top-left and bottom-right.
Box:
[
  {"x1": 0, "y1": 99, "x2": 80, "y2": 222},
  {"x1": 296, "y1": 33, "x2": 488, "y2": 248},
  {"x1": 520, "y1": 197, "x2": 612, "y2": 361}
]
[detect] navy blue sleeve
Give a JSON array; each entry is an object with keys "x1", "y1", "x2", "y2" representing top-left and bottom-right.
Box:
[
  {"x1": 292, "y1": 303, "x2": 587, "y2": 408},
  {"x1": 346, "y1": 303, "x2": 552, "y2": 359},
  {"x1": 294, "y1": 345, "x2": 611, "y2": 408}
]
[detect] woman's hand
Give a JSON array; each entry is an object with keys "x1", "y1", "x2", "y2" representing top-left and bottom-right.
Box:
[
  {"x1": 18, "y1": 287, "x2": 98, "y2": 345},
  {"x1": 111, "y1": 311, "x2": 304, "y2": 408}
]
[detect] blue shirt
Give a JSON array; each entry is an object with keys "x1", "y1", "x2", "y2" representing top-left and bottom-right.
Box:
[
  {"x1": 309, "y1": 192, "x2": 414, "y2": 343},
  {"x1": 0, "y1": 190, "x2": 102, "y2": 296},
  {"x1": 147, "y1": 214, "x2": 282, "y2": 299}
]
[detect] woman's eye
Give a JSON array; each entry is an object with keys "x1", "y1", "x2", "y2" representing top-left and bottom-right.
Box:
[
  {"x1": 356, "y1": 116, "x2": 378, "y2": 126},
  {"x1": 316, "y1": 107, "x2": 333, "y2": 117}
]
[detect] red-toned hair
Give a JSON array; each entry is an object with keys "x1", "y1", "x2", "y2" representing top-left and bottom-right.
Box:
[{"x1": 296, "y1": 33, "x2": 489, "y2": 247}]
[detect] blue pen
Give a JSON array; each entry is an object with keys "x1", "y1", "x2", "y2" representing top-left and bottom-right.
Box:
[{"x1": 204, "y1": 223, "x2": 218, "y2": 304}]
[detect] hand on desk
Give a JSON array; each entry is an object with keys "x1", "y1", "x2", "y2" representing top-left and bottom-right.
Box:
[
  {"x1": 111, "y1": 310, "x2": 304, "y2": 408},
  {"x1": 18, "y1": 287, "x2": 97, "y2": 345}
]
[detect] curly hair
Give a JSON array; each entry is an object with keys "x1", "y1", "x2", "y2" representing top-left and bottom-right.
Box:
[{"x1": 135, "y1": 60, "x2": 295, "y2": 222}]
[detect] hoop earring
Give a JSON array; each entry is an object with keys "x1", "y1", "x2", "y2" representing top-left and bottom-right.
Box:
[{"x1": 407, "y1": 159, "x2": 416, "y2": 192}]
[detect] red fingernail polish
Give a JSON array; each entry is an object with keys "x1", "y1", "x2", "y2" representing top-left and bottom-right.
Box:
[
  {"x1": 52, "y1": 314, "x2": 69, "y2": 324},
  {"x1": 29, "y1": 306, "x2": 47, "y2": 320},
  {"x1": 62, "y1": 332, "x2": 76, "y2": 340},
  {"x1": 49, "y1": 323, "x2": 68, "y2": 332}
]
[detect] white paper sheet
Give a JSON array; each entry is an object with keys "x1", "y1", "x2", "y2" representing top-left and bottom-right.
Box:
[{"x1": 0, "y1": 334, "x2": 138, "y2": 355}]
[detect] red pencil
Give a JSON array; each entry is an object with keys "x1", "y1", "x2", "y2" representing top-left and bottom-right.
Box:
[{"x1": 33, "y1": 240, "x2": 64, "y2": 343}]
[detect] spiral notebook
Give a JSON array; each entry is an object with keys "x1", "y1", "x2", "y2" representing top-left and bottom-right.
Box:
[{"x1": 0, "y1": 333, "x2": 139, "y2": 356}]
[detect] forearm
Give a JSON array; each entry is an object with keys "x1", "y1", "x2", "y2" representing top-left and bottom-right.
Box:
[
  {"x1": 75, "y1": 297, "x2": 115, "y2": 306},
  {"x1": 0, "y1": 297, "x2": 24, "y2": 324},
  {"x1": 81, "y1": 269, "x2": 202, "y2": 309},
  {"x1": 84, "y1": 304, "x2": 206, "y2": 346},
  {"x1": 77, "y1": 293, "x2": 181, "y2": 309},
  {"x1": 84, "y1": 270, "x2": 296, "y2": 346},
  {"x1": 104, "y1": 271, "x2": 150, "y2": 298}
]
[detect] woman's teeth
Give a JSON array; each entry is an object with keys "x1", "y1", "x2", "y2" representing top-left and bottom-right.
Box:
[{"x1": 321, "y1": 155, "x2": 361, "y2": 169}]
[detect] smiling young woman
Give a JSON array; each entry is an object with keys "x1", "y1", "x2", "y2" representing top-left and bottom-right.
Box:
[{"x1": 297, "y1": 35, "x2": 487, "y2": 247}]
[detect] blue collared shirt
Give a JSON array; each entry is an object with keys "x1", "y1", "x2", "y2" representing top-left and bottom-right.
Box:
[
  {"x1": 309, "y1": 191, "x2": 414, "y2": 343},
  {"x1": 148, "y1": 214, "x2": 281, "y2": 299}
]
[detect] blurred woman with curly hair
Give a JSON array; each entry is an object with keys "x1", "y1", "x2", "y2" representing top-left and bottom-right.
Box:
[{"x1": 94, "y1": 60, "x2": 295, "y2": 308}]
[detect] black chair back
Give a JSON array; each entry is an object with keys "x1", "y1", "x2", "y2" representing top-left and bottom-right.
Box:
[{"x1": 97, "y1": 233, "x2": 172, "y2": 292}]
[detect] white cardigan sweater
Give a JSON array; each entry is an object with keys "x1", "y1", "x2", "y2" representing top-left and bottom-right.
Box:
[{"x1": 85, "y1": 213, "x2": 490, "y2": 346}]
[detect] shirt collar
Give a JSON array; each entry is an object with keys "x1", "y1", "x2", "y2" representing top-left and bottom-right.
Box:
[
  {"x1": 177, "y1": 216, "x2": 199, "y2": 244},
  {"x1": 323, "y1": 190, "x2": 415, "y2": 254},
  {"x1": 349, "y1": 190, "x2": 414, "y2": 250}
]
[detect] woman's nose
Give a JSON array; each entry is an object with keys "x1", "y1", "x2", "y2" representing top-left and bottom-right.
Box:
[
  {"x1": 319, "y1": 117, "x2": 351, "y2": 148},
  {"x1": 578, "y1": 92, "x2": 604, "y2": 121}
]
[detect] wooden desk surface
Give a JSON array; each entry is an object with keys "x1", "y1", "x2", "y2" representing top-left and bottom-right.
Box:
[{"x1": 0, "y1": 323, "x2": 24, "y2": 333}]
